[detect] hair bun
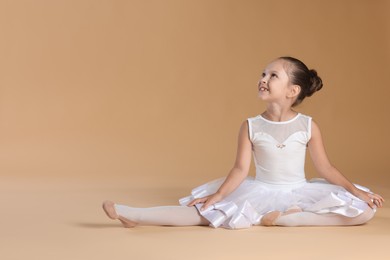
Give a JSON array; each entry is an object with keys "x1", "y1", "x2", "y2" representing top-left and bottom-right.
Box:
[
  {"x1": 278, "y1": 56, "x2": 323, "y2": 106},
  {"x1": 307, "y1": 69, "x2": 323, "y2": 97}
]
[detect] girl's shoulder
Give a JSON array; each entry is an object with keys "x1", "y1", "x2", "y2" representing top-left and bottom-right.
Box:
[{"x1": 298, "y1": 113, "x2": 312, "y2": 121}]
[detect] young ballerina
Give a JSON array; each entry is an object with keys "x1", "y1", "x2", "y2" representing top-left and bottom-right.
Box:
[{"x1": 103, "y1": 56, "x2": 384, "y2": 229}]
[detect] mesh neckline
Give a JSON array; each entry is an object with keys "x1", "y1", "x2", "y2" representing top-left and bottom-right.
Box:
[{"x1": 258, "y1": 113, "x2": 301, "y2": 125}]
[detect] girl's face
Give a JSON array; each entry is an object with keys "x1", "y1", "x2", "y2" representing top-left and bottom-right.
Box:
[{"x1": 257, "y1": 59, "x2": 295, "y2": 104}]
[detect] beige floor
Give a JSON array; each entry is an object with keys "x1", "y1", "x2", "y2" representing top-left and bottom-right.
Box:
[{"x1": 2, "y1": 175, "x2": 389, "y2": 260}]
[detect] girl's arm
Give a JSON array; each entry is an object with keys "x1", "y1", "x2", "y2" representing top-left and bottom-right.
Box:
[
  {"x1": 187, "y1": 119, "x2": 253, "y2": 211},
  {"x1": 308, "y1": 120, "x2": 384, "y2": 209}
]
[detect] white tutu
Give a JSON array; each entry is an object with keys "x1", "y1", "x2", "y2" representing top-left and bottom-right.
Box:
[{"x1": 179, "y1": 176, "x2": 372, "y2": 229}]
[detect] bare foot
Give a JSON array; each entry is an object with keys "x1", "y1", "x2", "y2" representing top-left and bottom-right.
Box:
[
  {"x1": 118, "y1": 216, "x2": 138, "y2": 228},
  {"x1": 261, "y1": 206, "x2": 302, "y2": 226},
  {"x1": 102, "y1": 200, "x2": 119, "y2": 220}
]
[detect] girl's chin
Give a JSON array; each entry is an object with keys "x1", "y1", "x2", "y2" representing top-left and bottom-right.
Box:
[{"x1": 258, "y1": 92, "x2": 269, "y2": 99}]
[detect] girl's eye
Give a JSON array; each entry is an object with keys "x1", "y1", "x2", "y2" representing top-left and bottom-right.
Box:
[{"x1": 271, "y1": 73, "x2": 278, "y2": 78}]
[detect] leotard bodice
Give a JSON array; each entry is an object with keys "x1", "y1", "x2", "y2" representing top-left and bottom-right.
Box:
[{"x1": 247, "y1": 113, "x2": 312, "y2": 185}]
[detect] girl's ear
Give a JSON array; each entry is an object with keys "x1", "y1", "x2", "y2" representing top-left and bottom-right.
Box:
[{"x1": 288, "y1": 85, "x2": 301, "y2": 98}]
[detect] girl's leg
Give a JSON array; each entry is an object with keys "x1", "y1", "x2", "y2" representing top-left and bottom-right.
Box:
[
  {"x1": 102, "y1": 201, "x2": 209, "y2": 227},
  {"x1": 261, "y1": 207, "x2": 375, "y2": 227}
]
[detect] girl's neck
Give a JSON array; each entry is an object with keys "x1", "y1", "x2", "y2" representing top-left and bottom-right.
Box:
[{"x1": 261, "y1": 106, "x2": 298, "y2": 122}]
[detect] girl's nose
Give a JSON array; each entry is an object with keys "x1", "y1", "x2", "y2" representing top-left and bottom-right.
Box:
[{"x1": 258, "y1": 79, "x2": 266, "y2": 88}]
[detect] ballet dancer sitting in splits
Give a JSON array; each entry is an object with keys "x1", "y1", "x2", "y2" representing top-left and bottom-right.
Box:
[{"x1": 103, "y1": 56, "x2": 384, "y2": 229}]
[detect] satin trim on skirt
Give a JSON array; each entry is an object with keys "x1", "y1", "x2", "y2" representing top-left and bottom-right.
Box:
[{"x1": 179, "y1": 177, "x2": 373, "y2": 229}]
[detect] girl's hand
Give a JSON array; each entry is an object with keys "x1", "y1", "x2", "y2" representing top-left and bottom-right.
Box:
[
  {"x1": 187, "y1": 192, "x2": 224, "y2": 211},
  {"x1": 354, "y1": 189, "x2": 385, "y2": 209}
]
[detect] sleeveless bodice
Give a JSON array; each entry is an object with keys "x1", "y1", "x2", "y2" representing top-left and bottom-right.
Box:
[{"x1": 247, "y1": 113, "x2": 312, "y2": 185}]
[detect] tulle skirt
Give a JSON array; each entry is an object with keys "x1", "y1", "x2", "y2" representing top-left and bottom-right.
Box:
[{"x1": 179, "y1": 177, "x2": 372, "y2": 229}]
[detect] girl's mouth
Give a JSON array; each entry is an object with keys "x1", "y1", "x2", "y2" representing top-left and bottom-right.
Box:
[{"x1": 259, "y1": 87, "x2": 269, "y2": 92}]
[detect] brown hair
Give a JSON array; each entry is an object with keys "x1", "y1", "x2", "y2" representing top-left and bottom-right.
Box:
[{"x1": 279, "y1": 56, "x2": 323, "y2": 106}]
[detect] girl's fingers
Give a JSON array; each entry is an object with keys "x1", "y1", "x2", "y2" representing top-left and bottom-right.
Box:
[
  {"x1": 376, "y1": 198, "x2": 383, "y2": 207},
  {"x1": 201, "y1": 198, "x2": 216, "y2": 211},
  {"x1": 376, "y1": 195, "x2": 384, "y2": 203},
  {"x1": 370, "y1": 193, "x2": 384, "y2": 201},
  {"x1": 187, "y1": 197, "x2": 208, "y2": 207},
  {"x1": 368, "y1": 200, "x2": 375, "y2": 209},
  {"x1": 200, "y1": 200, "x2": 211, "y2": 211},
  {"x1": 365, "y1": 195, "x2": 375, "y2": 208},
  {"x1": 187, "y1": 199, "x2": 200, "y2": 207},
  {"x1": 366, "y1": 192, "x2": 385, "y2": 208}
]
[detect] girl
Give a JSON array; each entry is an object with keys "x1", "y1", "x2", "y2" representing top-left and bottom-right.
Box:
[{"x1": 102, "y1": 56, "x2": 384, "y2": 228}]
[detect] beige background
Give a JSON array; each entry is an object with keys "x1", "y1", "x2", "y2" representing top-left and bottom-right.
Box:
[{"x1": 1, "y1": 0, "x2": 389, "y2": 260}]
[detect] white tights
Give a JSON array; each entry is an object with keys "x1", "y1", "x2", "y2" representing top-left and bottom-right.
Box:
[
  {"x1": 115, "y1": 204, "x2": 209, "y2": 226},
  {"x1": 274, "y1": 208, "x2": 375, "y2": 227},
  {"x1": 114, "y1": 204, "x2": 375, "y2": 227}
]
